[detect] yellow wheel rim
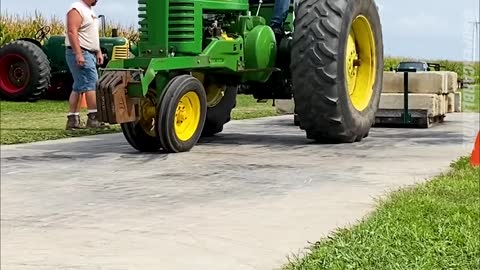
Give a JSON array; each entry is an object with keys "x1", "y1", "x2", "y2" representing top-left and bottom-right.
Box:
[
  {"x1": 206, "y1": 83, "x2": 226, "y2": 107},
  {"x1": 139, "y1": 90, "x2": 157, "y2": 137},
  {"x1": 345, "y1": 15, "x2": 376, "y2": 112},
  {"x1": 174, "y1": 91, "x2": 201, "y2": 141}
]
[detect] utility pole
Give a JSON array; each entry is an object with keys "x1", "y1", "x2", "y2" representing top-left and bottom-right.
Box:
[{"x1": 470, "y1": 20, "x2": 480, "y2": 62}]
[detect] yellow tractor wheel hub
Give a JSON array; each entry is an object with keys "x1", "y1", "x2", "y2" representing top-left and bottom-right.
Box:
[
  {"x1": 345, "y1": 15, "x2": 376, "y2": 112},
  {"x1": 174, "y1": 91, "x2": 202, "y2": 141},
  {"x1": 206, "y1": 84, "x2": 225, "y2": 107},
  {"x1": 139, "y1": 90, "x2": 157, "y2": 137}
]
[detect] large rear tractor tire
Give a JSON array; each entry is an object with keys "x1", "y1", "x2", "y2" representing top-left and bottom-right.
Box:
[
  {"x1": 0, "y1": 40, "x2": 50, "y2": 101},
  {"x1": 201, "y1": 85, "x2": 238, "y2": 137},
  {"x1": 291, "y1": 0, "x2": 384, "y2": 143},
  {"x1": 156, "y1": 75, "x2": 207, "y2": 153}
]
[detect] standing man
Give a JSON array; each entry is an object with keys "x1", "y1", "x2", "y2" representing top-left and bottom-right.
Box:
[{"x1": 64, "y1": 0, "x2": 105, "y2": 130}]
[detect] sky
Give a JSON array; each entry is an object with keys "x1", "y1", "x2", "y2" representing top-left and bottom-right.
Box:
[{"x1": 1, "y1": 0, "x2": 479, "y2": 61}]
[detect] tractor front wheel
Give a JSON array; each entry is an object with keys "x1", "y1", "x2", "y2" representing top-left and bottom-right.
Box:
[
  {"x1": 156, "y1": 75, "x2": 207, "y2": 153},
  {"x1": 291, "y1": 0, "x2": 384, "y2": 143}
]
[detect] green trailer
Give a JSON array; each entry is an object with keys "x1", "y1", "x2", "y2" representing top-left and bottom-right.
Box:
[{"x1": 97, "y1": 0, "x2": 384, "y2": 153}]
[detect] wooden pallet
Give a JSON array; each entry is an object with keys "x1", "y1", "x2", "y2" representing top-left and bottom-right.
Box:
[{"x1": 374, "y1": 109, "x2": 445, "y2": 129}]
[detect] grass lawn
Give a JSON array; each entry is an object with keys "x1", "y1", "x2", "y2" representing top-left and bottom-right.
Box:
[
  {"x1": 232, "y1": 95, "x2": 278, "y2": 120},
  {"x1": 0, "y1": 94, "x2": 278, "y2": 145},
  {"x1": 284, "y1": 156, "x2": 480, "y2": 270},
  {"x1": 462, "y1": 84, "x2": 480, "y2": 112}
]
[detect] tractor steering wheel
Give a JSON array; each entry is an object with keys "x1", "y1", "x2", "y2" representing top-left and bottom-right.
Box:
[{"x1": 35, "y1": 26, "x2": 51, "y2": 41}]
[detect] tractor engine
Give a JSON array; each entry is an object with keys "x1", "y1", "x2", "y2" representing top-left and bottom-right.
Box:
[
  {"x1": 200, "y1": 11, "x2": 293, "y2": 101},
  {"x1": 201, "y1": 13, "x2": 239, "y2": 45},
  {"x1": 202, "y1": 12, "x2": 293, "y2": 100},
  {"x1": 203, "y1": 14, "x2": 225, "y2": 38}
]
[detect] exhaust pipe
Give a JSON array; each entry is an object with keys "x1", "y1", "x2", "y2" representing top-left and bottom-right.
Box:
[{"x1": 98, "y1": 14, "x2": 106, "y2": 37}]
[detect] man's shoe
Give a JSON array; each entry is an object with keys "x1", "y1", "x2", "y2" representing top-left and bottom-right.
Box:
[
  {"x1": 66, "y1": 115, "x2": 82, "y2": 130},
  {"x1": 86, "y1": 112, "x2": 109, "y2": 129},
  {"x1": 271, "y1": 25, "x2": 284, "y2": 44}
]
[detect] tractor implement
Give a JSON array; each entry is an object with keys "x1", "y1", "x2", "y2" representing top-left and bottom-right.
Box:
[{"x1": 97, "y1": 0, "x2": 384, "y2": 153}]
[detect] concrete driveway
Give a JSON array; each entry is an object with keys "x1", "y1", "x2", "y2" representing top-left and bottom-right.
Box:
[{"x1": 1, "y1": 113, "x2": 478, "y2": 270}]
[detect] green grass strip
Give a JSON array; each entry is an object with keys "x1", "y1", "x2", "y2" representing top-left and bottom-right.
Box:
[{"x1": 285, "y1": 156, "x2": 480, "y2": 270}]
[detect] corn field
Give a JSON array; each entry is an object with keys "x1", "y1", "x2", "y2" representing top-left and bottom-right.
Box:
[{"x1": 0, "y1": 11, "x2": 138, "y2": 46}]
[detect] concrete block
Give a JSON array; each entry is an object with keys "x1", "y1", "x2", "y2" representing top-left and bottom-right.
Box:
[
  {"x1": 275, "y1": 99, "x2": 295, "y2": 114},
  {"x1": 446, "y1": 93, "x2": 455, "y2": 113},
  {"x1": 382, "y1": 72, "x2": 405, "y2": 93},
  {"x1": 454, "y1": 92, "x2": 463, "y2": 112},
  {"x1": 379, "y1": 93, "x2": 442, "y2": 116},
  {"x1": 382, "y1": 71, "x2": 447, "y2": 94},
  {"x1": 437, "y1": 94, "x2": 445, "y2": 116},
  {"x1": 446, "y1": 72, "x2": 458, "y2": 93},
  {"x1": 440, "y1": 94, "x2": 447, "y2": 115},
  {"x1": 415, "y1": 71, "x2": 448, "y2": 94}
]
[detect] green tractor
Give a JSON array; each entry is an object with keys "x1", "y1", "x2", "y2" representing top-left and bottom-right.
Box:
[
  {"x1": 97, "y1": 0, "x2": 384, "y2": 153},
  {"x1": 0, "y1": 16, "x2": 135, "y2": 101}
]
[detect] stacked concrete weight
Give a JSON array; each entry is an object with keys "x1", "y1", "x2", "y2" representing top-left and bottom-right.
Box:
[
  {"x1": 275, "y1": 71, "x2": 463, "y2": 117},
  {"x1": 445, "y1": 71, "x2": 462, "y2": 112},
  {"x1": 380, "y1": 71, "x2": 462, "y2": 117},
  {"x1": 433, "y1": 71, "x2": 462, "y2": 113},
  {"x1": 275, "y1": 99, "x2": 295, "y2": 115}
]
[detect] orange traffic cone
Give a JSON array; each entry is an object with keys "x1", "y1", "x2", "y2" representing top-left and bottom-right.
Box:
[
  {"x1": 79, "y1": 93, "x2": 87, "y2": 109},
  {"x1": 75, "y1": 93, "x2": 87, "y2": 112},
  {"x1": 471, "y1": 131, "x2": 480, "y2": 167}
]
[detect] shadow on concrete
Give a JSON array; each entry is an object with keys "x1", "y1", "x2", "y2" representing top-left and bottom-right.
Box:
[
  {"x1": 198, "y1": 132, "x2": 310, "y2": 147},
  {"x1": 3, "y1": 113, "x2": 474, "y2": 163}
]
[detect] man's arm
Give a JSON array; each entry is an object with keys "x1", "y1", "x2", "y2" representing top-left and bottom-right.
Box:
[
  {"x1": 94, "y1": 23, "x2": 103, "y2": 66},
  {"x1": 66, "y1": 9, "x2": 84, "y2": 65}
]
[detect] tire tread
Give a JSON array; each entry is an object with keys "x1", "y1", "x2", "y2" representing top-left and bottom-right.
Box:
[{"x1": 0, "y1": 40, "x2": 50, "y2": 101}]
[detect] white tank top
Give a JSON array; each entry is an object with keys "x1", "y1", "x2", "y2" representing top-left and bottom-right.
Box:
[{"x1": 65, "y1": 1, "x2": 100, "y2": 52}]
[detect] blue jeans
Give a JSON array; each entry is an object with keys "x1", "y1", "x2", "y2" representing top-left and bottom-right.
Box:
[
  {"x1": 271, "y1": 0, "x2": 291, "y2": 27},
  {"x1": 65, "y1": 48, "x2": 98, "y2": 93}
]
